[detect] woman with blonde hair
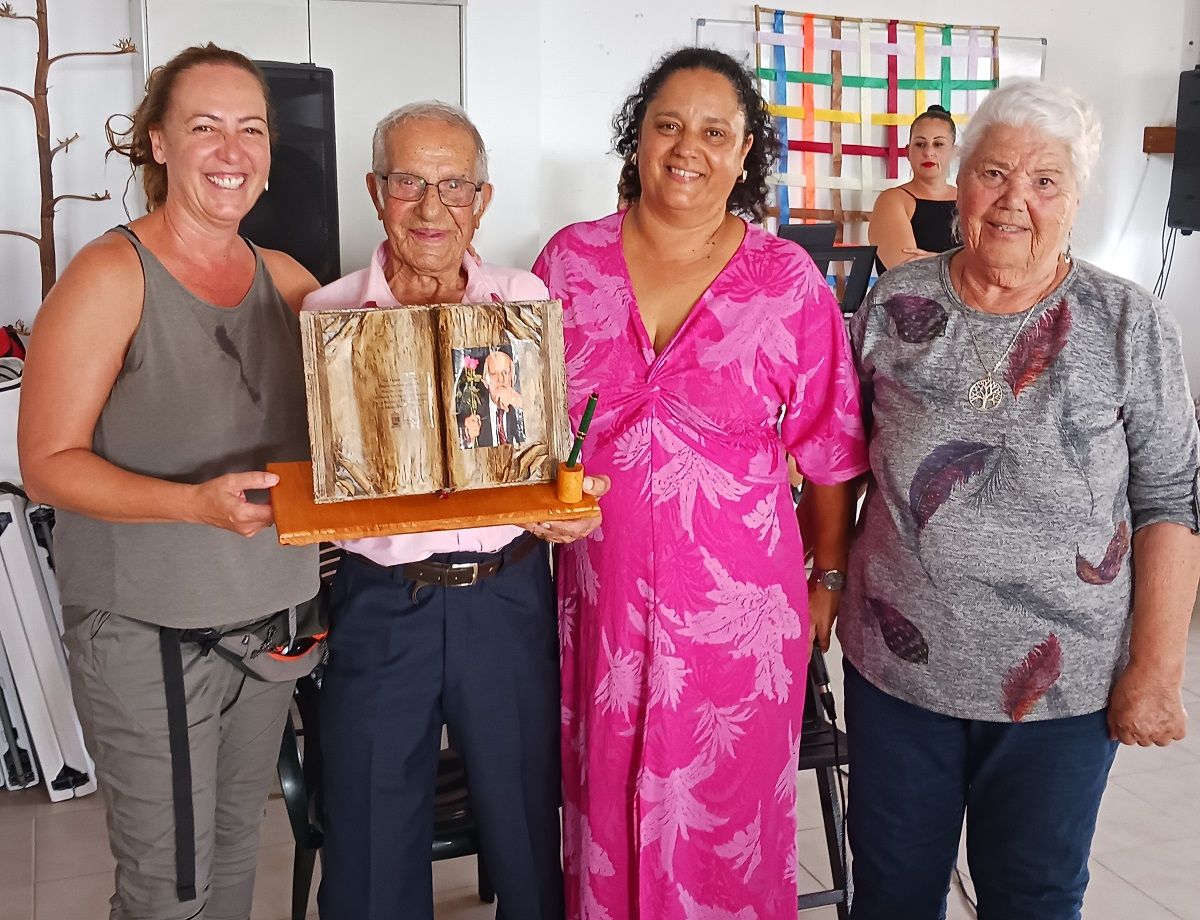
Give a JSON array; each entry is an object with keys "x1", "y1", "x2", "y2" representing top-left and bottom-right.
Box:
[{"x1": 19, "y1": 44, "x2": 319, "y2": 920}]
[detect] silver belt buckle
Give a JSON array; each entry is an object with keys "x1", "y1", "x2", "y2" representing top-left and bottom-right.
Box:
[{"x1": 449, "y1": 562, "x2": 479, "y2": 587}]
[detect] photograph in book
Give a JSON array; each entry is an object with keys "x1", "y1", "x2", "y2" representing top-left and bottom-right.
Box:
[{"x1": 301, "y1": 299, "x2": 571, "y2": 503}]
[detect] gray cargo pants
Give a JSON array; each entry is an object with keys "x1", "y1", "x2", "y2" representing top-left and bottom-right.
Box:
[{"x1": 62, "y1": 606, "x2": 294, "y2": 920}]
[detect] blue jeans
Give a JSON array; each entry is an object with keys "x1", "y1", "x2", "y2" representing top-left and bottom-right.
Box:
[{"x1": 843, "y1": 660, "x2": 1118, "y2": 920}]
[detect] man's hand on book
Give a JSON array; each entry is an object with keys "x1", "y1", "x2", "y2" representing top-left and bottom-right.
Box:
[{"x1": 527, "y1": 475, "x2": 610, "y2": 543}]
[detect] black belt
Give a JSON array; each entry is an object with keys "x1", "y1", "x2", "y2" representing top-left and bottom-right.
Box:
[{"x1": 350, "y1": 532, "x2": 539, "y2": 600}]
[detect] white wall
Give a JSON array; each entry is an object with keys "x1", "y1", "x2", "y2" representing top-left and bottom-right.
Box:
[
  {"x1": 132, "y1": 0, "x2": 464, "y2": 276},
  {"x1": 0, "y1": 0, "x2": 138, "y2": 324},
  {"x1": 465, "y1": 0, "x2": 758, "y2": 267},
  {"x1": 1167, "y1": 2, "x2": 1200, "y2": 367},
  {"x1": 469, "y1": 0, "x2": 1198, "y2": 379},
  {"x1": 3, "y1": 0, "x2": 1197, "y2": 378}
]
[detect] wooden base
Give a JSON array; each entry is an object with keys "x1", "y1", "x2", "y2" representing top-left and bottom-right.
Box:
[{"x1": 267, "y1": 460, "x2": 600, "y2": 546}]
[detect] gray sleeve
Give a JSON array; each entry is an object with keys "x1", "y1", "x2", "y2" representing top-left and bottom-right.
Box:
[
  {"x1": 848, "y1": 294, "x2": 870, "y2": 380},
  {"x1": 1123, "y1": 300, "x2": 1200, "y2": 532},
  {"x1": 848, "y1": 287, "x2": 879, "y2": 431}
]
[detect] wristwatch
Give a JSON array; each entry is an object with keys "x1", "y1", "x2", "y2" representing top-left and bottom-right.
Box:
[{"x1": 810, "y1": 567, "x2": 846, "y2": 591}]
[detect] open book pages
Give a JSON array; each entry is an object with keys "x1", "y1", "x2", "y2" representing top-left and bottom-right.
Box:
[{"x1": 301, "y1": 299, "x2": 571, "y2": 503}]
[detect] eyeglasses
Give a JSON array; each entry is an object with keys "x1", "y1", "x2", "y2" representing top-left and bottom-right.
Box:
[{"x1": 376, "y1": 171, "x2": 481, "y2": 207}]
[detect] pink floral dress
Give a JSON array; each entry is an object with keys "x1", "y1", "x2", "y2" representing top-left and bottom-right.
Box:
[{"x1": 533, "y1": 212, "x2": 868, "y2": 919}]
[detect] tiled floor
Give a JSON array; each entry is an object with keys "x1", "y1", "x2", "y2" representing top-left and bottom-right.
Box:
[{"x1": 2, "y1": 611, "x2": 1198, "y2": 919}]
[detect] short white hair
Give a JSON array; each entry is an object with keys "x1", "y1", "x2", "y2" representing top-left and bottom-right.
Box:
[
  {"x1": 370, "y1": 101, "x2": 489, "y2": 182},
  {"x1": 959, "y1": 80, "x2": 1102, "y2": 192},
  {"x1": 482, "y1": 350, "x2": 513, "y2": 387}
]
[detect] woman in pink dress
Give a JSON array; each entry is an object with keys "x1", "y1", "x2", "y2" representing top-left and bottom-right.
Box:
[{"x1": 532, "y1": 48, "x2": 868, "y2": 919}]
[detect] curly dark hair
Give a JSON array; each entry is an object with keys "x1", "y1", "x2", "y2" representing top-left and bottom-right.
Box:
[{"x1": 613, "y1": 47, "x2": 779, "y2": 222}]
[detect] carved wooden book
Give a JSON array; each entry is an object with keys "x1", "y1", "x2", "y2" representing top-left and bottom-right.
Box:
[{"x1": 300, "y1": 300, "x2": 570, "y2": 503}]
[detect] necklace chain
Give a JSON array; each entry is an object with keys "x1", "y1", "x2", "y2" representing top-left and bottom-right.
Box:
[
  {"x1": 959, "y1": 304, "x2": 1039, "y2": 378},
  {"x1": 950, "y1": 257, "x2": 1064, "y2": 411}
]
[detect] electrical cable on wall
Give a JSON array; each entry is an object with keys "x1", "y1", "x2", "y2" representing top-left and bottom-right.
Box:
[{"x1": 1154, "y1": 203, "x2": 1178, "y2": 299}]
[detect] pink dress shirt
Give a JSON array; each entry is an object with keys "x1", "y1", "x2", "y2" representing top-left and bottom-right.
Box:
[{"x1": 301, "y1": 243, "x2": 549, "y2": 565}]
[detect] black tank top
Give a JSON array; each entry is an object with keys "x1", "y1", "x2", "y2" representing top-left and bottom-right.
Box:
[{"x1": 875, "y1": 189, "x2": 957, "y2": 274}]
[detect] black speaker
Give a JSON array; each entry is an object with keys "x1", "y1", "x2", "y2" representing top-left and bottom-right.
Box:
[
  {"x1": 240, "y1": 62, "x2": 341, "y2": 284},
  {"x1": 1168, "y1": 66, "x2": 1200, "y2": 233}
]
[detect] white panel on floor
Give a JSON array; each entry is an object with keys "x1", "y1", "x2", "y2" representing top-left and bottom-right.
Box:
[{"x1": 0, "y1": 493, "x2": 97, "y2": 802}]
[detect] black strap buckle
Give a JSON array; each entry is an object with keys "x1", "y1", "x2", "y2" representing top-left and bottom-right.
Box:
[
  {"x1": 179, "y1": 620, "x2": 280, "y2": 659},
  {"x1": 177, "y1": 627, "x2": 222, "y2": 655}
]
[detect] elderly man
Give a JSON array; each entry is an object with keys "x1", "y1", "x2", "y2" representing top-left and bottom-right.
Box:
[
  {"x1": 460, "y1": 349, "x2": 525, "y2": 448},
  {"x1": 304, "y1": 102, "x2": 598, "y2": 920}
]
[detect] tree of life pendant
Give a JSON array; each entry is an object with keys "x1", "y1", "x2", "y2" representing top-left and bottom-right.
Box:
[{"x1": 968, "y1": 376, "x2": 1005, "y2": 411}]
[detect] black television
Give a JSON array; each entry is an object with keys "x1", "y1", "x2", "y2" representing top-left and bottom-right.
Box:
[
  {"x1": 1168, "y1": 66, "x2": 1200, "y2": 233},
  {"x1": 240, "y1": 62, "x2": 341, "y2": 284}
]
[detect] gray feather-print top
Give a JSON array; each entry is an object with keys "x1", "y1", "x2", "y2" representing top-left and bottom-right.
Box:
[{"x1": 838, "y1": 250, "x2": 1199, "y2": 722}]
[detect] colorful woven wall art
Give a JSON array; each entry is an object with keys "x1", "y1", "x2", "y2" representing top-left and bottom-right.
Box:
[{"x1": 754, "y1": 6, "x2": 1000, "y2": 238}]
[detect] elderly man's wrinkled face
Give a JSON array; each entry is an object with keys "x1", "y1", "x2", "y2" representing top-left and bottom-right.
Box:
[
  {"x1": 957, "y1": 124, "x2": 1079, "y2": 279},
  {"x1": 369, "y1": 117, "x2": 491, "y2": 278},
  {"x1": 485, "y1": 352, "x2": 514, "y2": 392}
]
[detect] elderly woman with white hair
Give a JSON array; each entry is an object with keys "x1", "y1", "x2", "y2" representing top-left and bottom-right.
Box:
[
  {"x1": 837, "y1": 80, "x2": 1200, "y2": 919},
  {"x1": 305, "y1": 101, "x2": 601, "y2": 920}
]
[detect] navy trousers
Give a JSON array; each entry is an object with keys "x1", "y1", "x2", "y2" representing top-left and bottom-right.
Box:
[
  {"x1": 843, "y1": 660, "x2": 1117, "y2": 920},
  {"x1": 317, "y1": 540, "x2": 563, "y2": 920}
]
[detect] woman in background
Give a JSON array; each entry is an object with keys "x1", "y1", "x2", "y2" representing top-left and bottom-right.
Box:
[
  {"x1": 869, "y1": 103, "x2": 958, "y2": 273},
  {"x1": 18, "y1": 44, "x2": 317, "y2": 920},
  {"x1": 533, "y1": 47, "x2": 867, "y2": 920}
]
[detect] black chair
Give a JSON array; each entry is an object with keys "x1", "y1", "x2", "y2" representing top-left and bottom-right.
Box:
[
  {"x1": 796, "y1": 648, "x2": 852, "y2": 918},
  {"x1": 778, "y1": 221, "x2": 840, "y2": 275},
  {"x1": 280, "y1": 554, "x2": 844, "y2": 918},
  {"x1": 276, "y1": 677, "x2": 495, "y2": 920},
  {"x1": 803, "y1": 244, "x2": 877, "y2": 315},
  {"x1": 277, "y1": 675, "x2": 324, "y2": 920},
  {"x1": 275, "y1": 548, "x2": 494, "y2": 920},
  {"x1": 282, "y1": 663, "x2": 849, "y2": 919}
]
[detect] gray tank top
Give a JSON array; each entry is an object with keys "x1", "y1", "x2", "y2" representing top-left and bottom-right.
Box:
[{"x1": 54, "y1": 227, "x2": 318, "y2": 628}]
